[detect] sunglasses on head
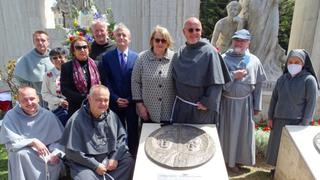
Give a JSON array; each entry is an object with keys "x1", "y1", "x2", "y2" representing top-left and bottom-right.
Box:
[
  {"x1": 154, "y1": 38, "x2": 167, "y2": 44},
  {"x1": 74, "y1": 45, "x2": 88, "y2": 50},
  {"x1": 187, "y1": 28, "x2": 201, "y2": 33},
  {"x1": 51, "y1": 55, "x2": 64, "y2": 60}
]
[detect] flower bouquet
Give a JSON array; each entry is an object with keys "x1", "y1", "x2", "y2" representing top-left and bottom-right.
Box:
[{"x1": 255, "y1": 118, "x2": 271, "y2": 156}]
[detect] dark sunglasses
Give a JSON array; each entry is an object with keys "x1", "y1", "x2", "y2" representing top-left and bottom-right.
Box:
[
  {"x1": 187, "y1": 28, "x2": 201, "y2": 33},
  {"x1": 74, "y1": 45, "x2": 88, "y2": 50},
  {"x1": 51, "y1": 55, "x2": 65, "y2": 60},
  {"x1": 154, "y1": 38, "x2": 167, "y2": 44}
]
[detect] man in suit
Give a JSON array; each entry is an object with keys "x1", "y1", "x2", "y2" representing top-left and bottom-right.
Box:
[{"x1": 99, "y1": 23, "x2": 139, "y2": 156}]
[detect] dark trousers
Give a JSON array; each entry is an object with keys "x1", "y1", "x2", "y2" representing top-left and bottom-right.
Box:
[{"x1": 112, "y1": 104, "x2": 139, "y2": 156}]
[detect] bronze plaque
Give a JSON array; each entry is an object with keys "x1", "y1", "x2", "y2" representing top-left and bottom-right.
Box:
[
  {"x1": 314, "y1": 132, "x2": 320, "y2": 154},
  {"x1": 145, "y1": 124, "x2": 215, "y2": 169}
]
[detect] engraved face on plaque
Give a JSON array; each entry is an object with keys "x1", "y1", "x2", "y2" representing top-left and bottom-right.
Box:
[
  {"x1": 145, "y1": 125, "x2": 215, "y2": 169},
  {"x1": 314, "y1": 132, "x2": 320, "y2": 153}
]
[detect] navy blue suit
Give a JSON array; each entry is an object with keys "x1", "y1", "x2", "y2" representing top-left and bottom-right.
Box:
[{"x1": 99, "y1": 48, "x2": 139, "y2": 155}]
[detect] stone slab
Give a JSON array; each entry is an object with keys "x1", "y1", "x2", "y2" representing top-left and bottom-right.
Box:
[
  {"x1": 275, "y1": 125, "x2": 320, "y2": 180},
  {"x1": 133, "y1": 123, "x2": 228, "y2": 180}
]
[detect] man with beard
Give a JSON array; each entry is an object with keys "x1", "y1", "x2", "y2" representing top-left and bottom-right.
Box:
[{"x1": 218, "y1": 29, "x2": 267, "y2": 172}]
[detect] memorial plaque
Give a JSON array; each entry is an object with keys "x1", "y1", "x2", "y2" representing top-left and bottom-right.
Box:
[
  {"x1": 145, "y1": 124, "x2": 215, "y2": 169},
  {"x1": 314, "y1": 132, "x2": 320, "y2": 153}
]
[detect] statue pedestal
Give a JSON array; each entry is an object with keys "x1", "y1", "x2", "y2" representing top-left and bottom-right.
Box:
[
  {"x1": 133, "y1": 123, "x2": 228, "y2": 180},
  {"x1": 275, "y1": 126, "x2": 320, "y2": 179}
]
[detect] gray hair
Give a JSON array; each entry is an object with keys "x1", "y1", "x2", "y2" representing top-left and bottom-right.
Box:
[
  {"x1": 113, "y1": 23, "x2": 131, "y2": 36},
  {"x1": 88, "y1": 85, "x2": 110, "y2": 96},
  {"x1": 91, "y1": 19, "x2": 109, "y2": 31}
]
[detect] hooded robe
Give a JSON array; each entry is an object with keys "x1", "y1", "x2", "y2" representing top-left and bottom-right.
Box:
[{"x1": 172, "y1": 39, "x2": 231, "y2": 124}]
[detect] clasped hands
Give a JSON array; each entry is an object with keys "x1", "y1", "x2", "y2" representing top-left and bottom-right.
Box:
[{"x1": 95, "y1": 160, "x2": 118, "y2": 176}]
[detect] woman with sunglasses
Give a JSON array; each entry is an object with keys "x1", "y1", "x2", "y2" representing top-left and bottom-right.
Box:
[
  {"x1": 41, "y1": 47, "x2": 69, "y2": 126},
  {"x1": 131, "y1": 25, "x2": 175, "y2": 123},
  {"x1": 60, "y1": 36, "x2": 101, "y2": 117}
]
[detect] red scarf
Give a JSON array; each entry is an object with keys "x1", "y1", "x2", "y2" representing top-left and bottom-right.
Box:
[{"x1": 72, "y1": 58, "x2": 100, "y2": 93}]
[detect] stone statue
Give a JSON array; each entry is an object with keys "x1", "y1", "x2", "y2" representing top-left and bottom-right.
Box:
[
  {"x1": 52, "y1": 0, "x2": 74, "y2": 28},
  {"x1": 211, "y1": 1, "x2": 244, "y2": 53},
  {"x1": 72, "y1": 0, "x2": 92, "y2": 12},
  {"x1": 239, "y1": 0, "x2": 286, "y2": 81},
  {"x1": 52, "y1": 0, "x2": 94, "y2": 28}
]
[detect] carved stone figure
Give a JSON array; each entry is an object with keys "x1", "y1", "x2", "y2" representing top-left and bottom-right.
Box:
[
  {"x1": 52, "y1": 0, "x2": 74, "y2": 28},
  {"x1": 52, "y1": 0, "x2": 94, "y2": 28},
  {"x1": 239, "y1": 0, "x2": 286, "y2": 81},
  {"x1": 145, "y1": 125, "x2": 215, "y2": 169},
  {"x1": 72, "y1": 0, "x2": 92, "y2": 12},
  {"x1": 211, "y1": 1, "x2": 244, "y2": 53}
]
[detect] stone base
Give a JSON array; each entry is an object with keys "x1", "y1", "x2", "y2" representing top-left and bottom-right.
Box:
[
  {"x1": 133, "y1": 123, "x2": 228, "y2": 180},
  {"x1": 275, "y1": 125, "x2": 320, "y2": 179}
]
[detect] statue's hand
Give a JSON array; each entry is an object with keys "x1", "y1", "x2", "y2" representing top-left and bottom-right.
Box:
[{"x1": 233, "y1": 16, "x2": 241, "y2": 23}]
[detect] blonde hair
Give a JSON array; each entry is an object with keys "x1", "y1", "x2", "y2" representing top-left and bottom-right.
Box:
[{"x1": 149, "y1": 25, "x2": 174, "y2": 49}]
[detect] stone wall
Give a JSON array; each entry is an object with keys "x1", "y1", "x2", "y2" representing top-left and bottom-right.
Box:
[
  {"x1": 0, "y1": 0, "x2": 48, "y2": 67},
  {"x1": 0, "y1": 0, "x2": 200, "y2": 68},
  {"x1": 95, "y1": 0, "x2": 200, "y2": 52}
]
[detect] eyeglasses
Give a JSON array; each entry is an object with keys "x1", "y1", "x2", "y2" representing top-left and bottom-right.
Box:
[
  {"x1": 51, "y1": 55, "x2": 65, "y2": 60},
  {"x1": 74, "y1": 45, "x2": 88, "y2": 50},
  {"x1": 187, "y1": 28, "x2": 201, "y2": 33},
  {"x1": 154, "y1": 38, "x2": 167, "y2": 44}
]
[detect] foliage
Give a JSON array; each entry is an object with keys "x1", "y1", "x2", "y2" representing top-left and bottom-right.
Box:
[
  {"x1": 255, "y1": 119, "x2": 270, "y2": 156},
  {"x1": 279, "y1": 0, "x2": 295, "y2": 51},
  {"x1": 0, "y1": 60, "x2": 18, "y2": 100},
  {"x1": 200, "y1": 0, "x2": 229, "y2": 40},
  {"x1": 63, "y1": 8, "x2": 116, "y2": 49},
  {"x1": 0, "y1": 145, "x2": 8, "y2": 179}
]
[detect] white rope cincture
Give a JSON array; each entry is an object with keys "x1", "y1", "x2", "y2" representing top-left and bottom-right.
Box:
[
  {"x1": 223, "y1": 93, "x2": 251, "y2": 100},
  {"x1": 169, "y1": 96, "x2": 198, "y2": 123},
  {"x1": 40, "y1": 154, "x2": 50, "y2": 180}
]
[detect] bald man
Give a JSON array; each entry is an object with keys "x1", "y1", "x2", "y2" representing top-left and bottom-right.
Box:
[
  {"x1": 172, "y1": 17, "x2": 230, "y2": 124},
  {"x1": 0, "y1": 86, "x2": 64, "y2": 179}
]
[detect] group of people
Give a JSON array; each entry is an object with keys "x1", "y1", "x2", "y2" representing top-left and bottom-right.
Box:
[{"x1": 0, "y1": 15, "x2": 318, "y2": 180}]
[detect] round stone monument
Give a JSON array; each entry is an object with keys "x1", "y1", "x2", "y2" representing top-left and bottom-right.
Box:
[
  {"x1": 145, "y1": 124, "x2": 215, "y2": 169},
  {"x1": 314, "y1": 132, "x2": 320, "y2": 153}
]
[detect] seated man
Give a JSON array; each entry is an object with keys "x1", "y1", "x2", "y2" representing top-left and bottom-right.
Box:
[
  {"x1": 0, "y1": 86, "x2": 64, "y2": 180},
  {"x1": 60, "y1": 85, "x2": 134, "y2": 180}
]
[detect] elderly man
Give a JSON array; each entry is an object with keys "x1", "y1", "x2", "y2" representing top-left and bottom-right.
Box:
[
  {"x1": 0, "y1": 86, "x2": 64, "y2": 180},
  {"x1": 172, "y1": 17, "x2": 230, "y2": 124},
  {"x1": 99, "y1": 23, "x2": 139, "y2": 156},
  {"x1": 14, "y1": 31, "x2": 54, "y2": 107},
  {"x1": 60, "y1": 85, "x2": 134, "y2": 180},
  {"x1": 218, "y1": 29, "x2": 267, "y2": 172},
  {"x1": 90, "y1": 19, "x2": 116, "y2": 61}
]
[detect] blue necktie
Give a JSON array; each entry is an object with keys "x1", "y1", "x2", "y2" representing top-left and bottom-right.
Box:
[{"x1": 120, "y1": 53, "x2": 126, "y2": 71}]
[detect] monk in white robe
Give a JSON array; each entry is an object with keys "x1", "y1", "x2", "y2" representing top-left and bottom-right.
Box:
[{"x1": 0, "y1": 86, "x2": 64, "y2": 180}]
